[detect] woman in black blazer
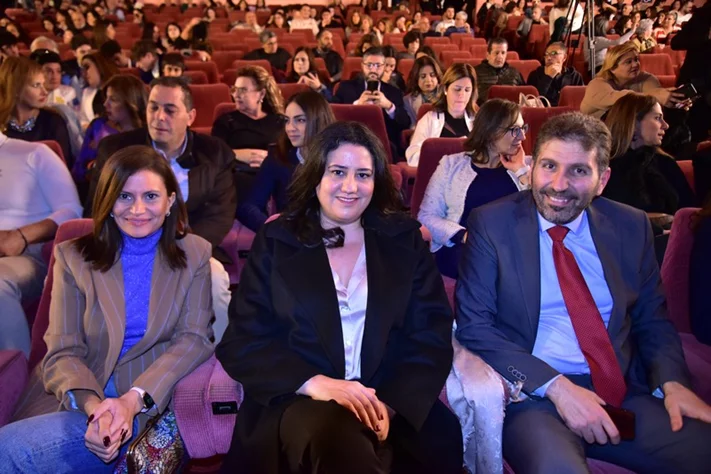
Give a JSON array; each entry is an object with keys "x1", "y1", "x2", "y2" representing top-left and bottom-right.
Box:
[{"x1": 216, "y1": 122, "x2": 462, "y2": 474}]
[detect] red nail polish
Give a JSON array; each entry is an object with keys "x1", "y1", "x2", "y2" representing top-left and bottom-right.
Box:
[
  {"x1": 86, "y1": 414, "x2": 94, "y2": 425},
  {"x1": 103, "y1": 436, "x2": 110, "y2": 447}
]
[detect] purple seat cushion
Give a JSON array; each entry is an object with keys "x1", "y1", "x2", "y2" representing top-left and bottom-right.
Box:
[{"x1": 0, "y1": 350, "x2": 28, "y2": 427}]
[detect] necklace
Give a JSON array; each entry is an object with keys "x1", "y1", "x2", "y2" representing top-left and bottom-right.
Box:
[{"x1": 8, "y1": 115, "x2": 38, "y2": 133}]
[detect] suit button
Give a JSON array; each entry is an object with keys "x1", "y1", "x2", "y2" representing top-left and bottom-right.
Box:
[{"x1": 507, "y1": 366, "x2": 515, "y2": 373}]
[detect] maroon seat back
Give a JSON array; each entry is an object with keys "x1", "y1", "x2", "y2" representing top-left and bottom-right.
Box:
[
  {"x1": 188, "y1": 83, "x2": 232, "y2": 128},
  {"x1": 520, "y1": 106, "x2": 575, "y2": 154},
  {"x1": 277, "y1": 83, "x2": 311, "y2": 102},
  {"x1": 231, "y1": 59, "x2": 273, "y2": 75},
  {"x1": 184, "y1": 60, "x2": 220, "y2": 84},
  {"x1": 29, "y1": 219, "x2": 93, "y2": 370},
  {"x1": 558, "y1": 85, "x2": 586, "y2": 109},
  {"x1": 39, "y1": 140, "x2": 64, "y2": 163},
  {"x1": 183, "y1": 70, "x2": 209, "y2": 85},
  {"x1": 331, "y1": 104, "x2": 393, "y2": 163},
  {"x1": 213, "y1": 102, "x2": 237, "y2": 122},
  {"x1": 410, "y1": 138, "x2": 466, "y2": 217},
  {"x1": 488, "y1": 85, "x2": 540, "y2": 103}
]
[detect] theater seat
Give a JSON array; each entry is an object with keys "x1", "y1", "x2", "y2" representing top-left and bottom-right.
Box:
[
  {"x1": 520, "y1": 106, "x2": 576, "y2": 154},
  {"x1": 488, "y1": 85, "x2": 540, "y2": 103},
  {"x1": 342, "y1": 57, "x2": 363, "y2": 81},
  {"x1": 212, "y1": 102, "x2": 236, "y2": 123},
  {"x1": 231, "y1": 59, "x2": 272, "y2": 74},
  {"x1": 39, "y1": 140, "x2": 64, "y2": 163},
  {"x1": 331, "y1": 104, "x2": 393, "y2": 163},
  {"x1": 211, "y1": 50, "x2": 245, "y2": 73},
  {"x1": 507, "y1": 60, "x2": 541, "y2": 82},
  {"x1": 183, "y1": 70, "x2": 209, "y2": 85},
  {"x1": 188, "y1": 83, "x2": 232, "y2": 129},
  {"x1": 558, "y1": 85, "x2": 586, "y2": 109},
  {"x1": 639, "y1": 54, "x2": 675, "y2": 77},
  {"x1": 277, "y1": 83, "x2": 311, "y2": 102},
  {"x1": 677, "y1": 160, "x2": 695, "y2": 193},
  {"x1": 410, "y1": 138, "x2": 466, "y2": 218},
  {"x1": 184, "y1": 60, "x2": 220, "y2": 84},
  {"x1": 441, "y1": 51, "x2": 473, "y2": 69}
]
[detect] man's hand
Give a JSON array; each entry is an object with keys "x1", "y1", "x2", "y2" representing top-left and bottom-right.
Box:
[
  {"x1": 297, "y1": 375, "x2": 386, "y2": 433},
  {"x1": 544, "y1": 63, "x2": 562, "y2": 78},
  {"x1": 0, "y1": 229, "x2": 26, "y2": 257},
  {"x1": 370, "y1": 91, "x2": 393, "y2": 110},
  {"x1": 356, "y1": 90, "x2": 374, "y2": 105},
  {"x1": 546, "y1": 376, "x2": 621, "y2": 445},
  {"x1": 663, "y1": 381, "x2": 711, "y2": 432}
]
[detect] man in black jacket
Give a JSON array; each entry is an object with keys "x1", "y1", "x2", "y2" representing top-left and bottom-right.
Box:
[
  {"x1": 474, "y1": 38, "x2": 524, "y2": 104},
  {"x1": 332, "y1": 46, "x2": 411, "y2": 156},
  {"x1": 528, "y1": 42, "x2": 583, "y2": 106},
  {"x1": 244, "y1": 30, "x2": 291, "y2": 73},
  {"x1": 312, "y1": 29, "x2": 343, "y2": 83}
]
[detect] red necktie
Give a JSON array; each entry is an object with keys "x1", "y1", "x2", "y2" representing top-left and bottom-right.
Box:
[{"x1": 547, "y1": 225, "x2": 627, "y2": 407}]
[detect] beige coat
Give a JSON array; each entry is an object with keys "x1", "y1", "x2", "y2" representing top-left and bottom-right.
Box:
[
  {"x1": 580, "y1": 72, "x2": 667, "y2": 119},
  {"x1": 13, "y1": 234, "x2": 215, "y2": 428}
]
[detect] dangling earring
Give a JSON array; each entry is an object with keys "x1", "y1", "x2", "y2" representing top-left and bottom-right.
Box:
[
  {"x1": 110, "y1": 212, "x2": 114, "y2": 218},
  {"x1": 166, "y1": 211, "x2": 171, "y2": 217}
]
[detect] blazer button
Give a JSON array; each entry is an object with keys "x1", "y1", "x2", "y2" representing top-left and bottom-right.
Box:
[{"x1": 507, "y1": 366, "x2": 514, "y2": 373}]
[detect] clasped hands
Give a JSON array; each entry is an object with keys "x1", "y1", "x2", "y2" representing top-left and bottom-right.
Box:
[
  {"x1": 83, "y1": 391, "x2": 143, "y2": 463},
  {"x1": 0, "y1": 229, "x2": 26, "y2": 257},
  {"x1": 546, "y1": 377, "x2": 711, "y2": 446},
  {"x1": 356, "y1": 90, "x2": 393, "y2": 110},
  {"x1": 298, "y1": 374, "x2": 393, "y2": 442}
]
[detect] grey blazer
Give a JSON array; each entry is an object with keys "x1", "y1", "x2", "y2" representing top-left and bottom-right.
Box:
[
  {"x1": 13, "y1": 234, "x2": 215, "y2": 428},
  {"x1": 454, "y1": 191, "x2": 690, "y2": 395}
]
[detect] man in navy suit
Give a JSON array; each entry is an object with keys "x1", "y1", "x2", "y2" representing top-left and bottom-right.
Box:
[
  {"x1": 332, "y1": 46, "x2": 411, "y2": 156},
  {"x1": 455, "y1": 112, "x2": 711, "y2": 473}
]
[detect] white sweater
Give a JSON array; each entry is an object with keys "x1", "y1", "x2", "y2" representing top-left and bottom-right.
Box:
[
  {"x1": 548, "y1": 4, "x2": 584, "y2": 36},
  {"x1": 406, "y1": 110, "x2": 475, "y2": 167},
  {"x1": 0, "y1": 133, "x2": 82, "y2": 230}
]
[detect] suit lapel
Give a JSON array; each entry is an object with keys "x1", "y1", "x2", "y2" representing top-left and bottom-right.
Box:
[
  {"x1": 359, "y1": 229, "x2": 412, "y2": 382},
  {"x1": 276, "y1": 244, "x2": 346, "y2": 378},
  {"x1": 91, "y1": 260, "x2": 126, "y2": 373},
  {"x1": 120, "y1": 249, "x2": 180, "y2": 362},
  {"x1": 586, "y1": 203, "x2": 626, "y2": 338},
  {"x1": 512, "y1": 193, "x2": 542, "y2": 337}
]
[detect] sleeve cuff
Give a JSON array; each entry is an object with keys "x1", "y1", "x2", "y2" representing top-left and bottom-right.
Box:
[
  {"x1": 533, "y1": 374, "x2": 562, "y2": 397},
  {"x1": 386, "y1": 103, "x2": 396, "y2": 118}
]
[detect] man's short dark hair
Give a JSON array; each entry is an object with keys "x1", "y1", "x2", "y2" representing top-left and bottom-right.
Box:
[
  {"x1": 0, "y1": 30, "x2": 19, "y2": 49},
  {"x1": 70, "y1": 34, "x2": 92, "y2": 51},
  {"x1": 162, "y1": 52, "x2": 185, "y2": 71},
  {"x1": 487, "y1": 37, "x2": 508, "y2": 53},
  {"x1": 99, "y1": 39, "x2": 122, "y2": 59},
  {"x1": 149, "y1": 76, "x2": 194, "y2": 111},
  {"x1": 403, "y1": 30, "x2": 421, "y2": 48},
  {"x1": 259, "y1": 30, "x2": 276, "y2": 44},
  {"x1": 362, "y1": 46, "x2": 385, "y2": 58},
  {"x1": 532, "y1": 112, "x2": 611, "y2": 174},
  {"x1": 30, "y1": 48, "x2": 62, "y2": 65},
  {"x1": 131, "y1": 39, "x2": 157, "y2": 62}
]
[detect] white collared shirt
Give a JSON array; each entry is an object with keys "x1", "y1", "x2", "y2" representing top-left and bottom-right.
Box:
[{"x1": 152, "y1": 135, "x2": 190, "y2": 202}]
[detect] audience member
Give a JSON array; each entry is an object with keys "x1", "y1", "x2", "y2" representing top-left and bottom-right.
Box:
[
  {"x1": 353, "y1": 32, "x2": 381, "y2": 57},
  {"x1": 31, "y1": 49, "x2": 76, "y2": 108},
  {"x1": 164, "y1": 22, "x2": 189, "y2": 51},
  {"x1": 266, "y1": 11, "x2": 287, "y2": 29},
  {"x1": 404, "y1": 55, "x2": 442, "y2": 126},
  {"x1": 100, "y1": 39, "x2": 131, "y2": 68},
  {"x1": 382, "y1": 45, "x2": 406, "y2": 90},
  {"x1": 244, "y1": 30, "x2": 292, "y2": 73},
  {"x1": 161, "y1": 52, "x2": 185, "y2": 77},
  {"x1": 75, "y1": 74, "x2": 147, "y2": 185},
  {"x1": 418, "y1": 99, "x2": 529, "y2": 278},
  {"x1": 690, "y1": 202, "x2": 711, "y2": 345},
  {"x1": 612, "y1": 14, "x2": 633, "y2": 35},
  {"x1": 319, "y1": 8, "x2": 343, "y2": 29},
  {"x1": 289, "y1": 4, "x2": 320, "y2": 35},
  {"x1": 407, "y1": 63, "x2": 477, "y2": 167},
  {"x1": 549, "y1": 0, "x2": 584, "y2": 35},
  {"x1": 653, "y1": 11, "x2": 681, "y2": 43},
  {"x1": 528, "y1": 42, "x2": 583, "y2": 106},
  {"x1": 333, "y1": 46, "x2": 412, "y2": 156},
  {"x1": 517, "y1": 5, "x2": 547, "y2": 39},
  {"x1": 392, "y1": 14, "x2": 409, "y2": 33},
  {"x1": 436, "y1": 6, "x2": 457, "y2": 34},
  {"x1": 0, "y1": 146, "x2": 213, "y2": 471},
  {"x1": 131, "y1": 40, "x2": 159, "y2": 84},
  {"x1": 677, "y1": 0, "x2": 695, "y2": 24},
  {"x1": 0, "y1": 131, "x2": 80, "y2": 357},
  {"x1": 585, "y1": 14, "x2": 634, "y2": 74},
  {"x1": 445, "y1": 11, "x2": 474, "y2": 36},
  {"x1": 287, "y1": 46, "x2": 332, "y2": 100},
  {"x1": 0, "y1": 56, "x2": 74, "y2": 168},
  {"x1": 41, "y1": 17, "x2": 62, "y2": 37},
  {"x1": 230, "y1": 11, "x2": 264, "y2": 34},
  {"x1": 213, "y1": 66, "x2": 284, "y2": 175},
  {"x1": 92, "y1": 20, "x2": 116, "y2": 50},
  {"x1": 474, "y1": 38, "x2": 524, "y2": 104},
  {"x1": 0, "y1": 30, "x2": 20, "y2": 64},
  {"x1": 29, "y1": 35, "x2": 59, "y2": 53},
  {"x1": 346, "y1": 10, "x2": 363, "y2": 38},
  {"x1": 602, "y1": 93, "x2": 694, "y2": 220},
  {"x1": 455, "y1": 111, "x2": 711, "y2": 474},
  {"x1": 400, "y1": 30, "x2": 421, "y2": 60},
  {"x1": 216, "y1": 121, "x2": 463, "y2": 474},
  {"x1": 477, "y1": 0, "x2": 498, "y2": 30},
  {"x1": 237, "y1": 91, "x2": 335, "y2": 232},
  {"x1": 63, "y1": 35, "x2": 92, "y2": 87},
  {"x1": 632, "y1": 19, "x2": 658, "y2": 52},
  {"x1": 78, "y1": 53, "x2": 119, "y2": 129},
  {"x1": 313, "y1": 29, "x2": 343, "y2": 83}
]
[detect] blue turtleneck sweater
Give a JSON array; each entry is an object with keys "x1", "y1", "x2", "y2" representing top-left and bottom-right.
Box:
[{"x1": 119, "y1": 228, "x2": 162, "y2": 360}]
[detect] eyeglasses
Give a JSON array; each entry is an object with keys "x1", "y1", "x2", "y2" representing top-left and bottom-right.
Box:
[
  {"x1": 508, "y1": 123, "x2": 529, "y2": 138},
  {"x1": 544, "y1": 50, "x2": 563, "y2": 57},
  {"x1": 230, "y1": 86, "x2": 259, "y2": 96},
  {"x1": 363, "y1": 62, "x2": 384, "y2": 69}
]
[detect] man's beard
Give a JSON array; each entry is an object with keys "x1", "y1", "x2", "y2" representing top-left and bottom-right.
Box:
[{"x1": 532, "y1": 181, "x2": 597, "y2": 225}]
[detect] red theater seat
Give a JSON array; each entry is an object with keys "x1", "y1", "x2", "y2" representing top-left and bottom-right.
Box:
[
  {"x1": 188, "y1": 83, "x2": 232, "y2": 129},
  {"x1": 331, "y1": 104, "x2": 393, "y2": 163},
  {"x1": 410, "y1": 138, "x2": 466, "y2": 217},
  {"x1": 520, "y1": 106, "x2": 576, "y2": 154},
  {"x1": 488, "y1": 85, "x2": 540, "y2": 102},
  {"x1": 184, "y1": 70, "x2": 209, "y2": 84},
  {"x1": 277, "y1": 83, "x2": 311, "y2": 101},
  {"x1": 558, "y1": 85, "x2": 586, "y2": 109}
]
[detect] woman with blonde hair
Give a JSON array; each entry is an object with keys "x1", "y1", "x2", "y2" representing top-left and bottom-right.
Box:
[
  {"x1": 406, "y1": 63, "x2": 477, "y2": 167},
  {"x1": 74, "y1": 74, "x2": 148, "y2": 184},
  {"x1": 602, "y1": 92, "x2": 694, "y2": 221},
  {"x1": 212, "y1": 65, "x2": 285, "y2": 200},
  {"x1": 580, "y1": 42, "x2": 686, "y2": 119},
  {"x1": 0, "y1": 56, "x2": 74, "y2": 168}
]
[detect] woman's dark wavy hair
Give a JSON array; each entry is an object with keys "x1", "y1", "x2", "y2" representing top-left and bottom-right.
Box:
[
  {"x1": 286, "y1": 46, "x2": 330, "y2": 85},
  {"x1": 275, "y1": 90, "x2": 335, "y2": 165},
  {"x1": 406, "y1": 55, "x2": 442, "y2": 95},
  {"x1": 283, "y1": 121, "x2": 404, "y2": 247},
  {"x1": 74, "y1": 146, "x2": 189, "y2": 272},
  {"x1": 464, "y1": 98, "x2": 521, "y2": 165}
]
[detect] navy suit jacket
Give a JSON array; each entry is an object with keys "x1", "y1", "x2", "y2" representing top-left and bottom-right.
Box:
[
  {"x1": 455, "y1": 191, "x2": 691, "y2": 396},
  {"x1": 332, "y1": 78, "x2": 412, "y2": 146}
]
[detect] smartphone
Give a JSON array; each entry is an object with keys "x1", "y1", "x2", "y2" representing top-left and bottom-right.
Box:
[
  {"x1": 602, "y1": 405, "x2": 636, "y2": 441},
  {"x1": 367, "y1": 80, "x2": 379, "y2": 92},
  {"x1": 676, "y1": 83, "x2": 698, "y2": 101}
]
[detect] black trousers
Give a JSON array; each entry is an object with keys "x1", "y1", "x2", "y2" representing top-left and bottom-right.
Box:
[
  {"x1": 502, "y1": 376, "x2": 711, "y2": 474},
  {"x1": 278, "y1": 397, "x2": 463, "y2": 474}
]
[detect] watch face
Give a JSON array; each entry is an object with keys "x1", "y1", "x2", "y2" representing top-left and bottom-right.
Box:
[{"x1": 143, "y1": 392, "x2": 155, "y2": 409}]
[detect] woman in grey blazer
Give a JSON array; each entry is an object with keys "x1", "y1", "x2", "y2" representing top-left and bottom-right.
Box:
[{"x1": 0, "y1": 146, "x2": 215, "y2": 473}]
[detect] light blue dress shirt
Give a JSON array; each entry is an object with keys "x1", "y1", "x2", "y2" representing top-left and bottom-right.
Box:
[
  {"x1": 152, "y1": 136, "x2": 190, "y2": 203},
  {"x1": 531, "y1": 211, "x2": 614, "y2": 396}
]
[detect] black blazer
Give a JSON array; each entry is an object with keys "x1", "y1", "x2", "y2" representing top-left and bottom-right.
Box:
[
  {"x1": 455, "y1": 191, "x2": 691, "y2": 396},
  {"x1": 332, "y1": 78, "x2": 412, "y2": 147},
  {"x1": 216, "y1": 210, "x2": 454, "y2": 474},
  {"x1": 84, "y1": 128, "x2": 237, "y2": 263}
]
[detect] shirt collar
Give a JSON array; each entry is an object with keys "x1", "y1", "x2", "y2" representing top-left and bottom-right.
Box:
[
  {"x1": 151, "y1": 133, "x2": 188, "y2": 162},
  {"x1": 296, "y1": 148, "x2": 304, "y2": 164},
  {"x1": 537, "y1": 209, "x2": 587, "y2": 237}
]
